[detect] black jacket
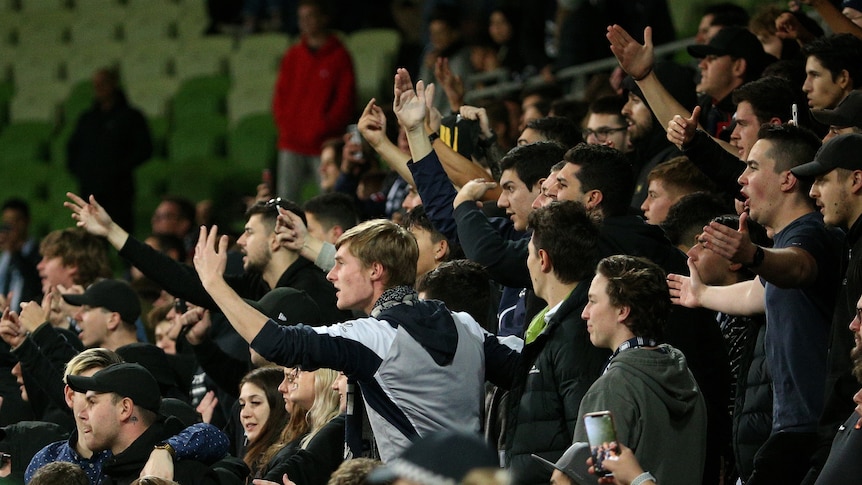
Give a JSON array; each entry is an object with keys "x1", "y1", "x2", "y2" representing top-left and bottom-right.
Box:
[
  {"x1": 119, "y1": 236, "x2": 349, "y2": 324},
  {"x1": 263, "y1": 414, "x2": 346, "y2": 485},
  {"x1": 485, "y1": 283, "x2": 610, "y2": 485},
  {"x1": 683, "y1": 129, "x2": 747, "y2": 198},
  {"x1": 731, "y1": 316, "x2": 772, "y2": 481},
  {"x1": 102, "y1": 417, "x2": 246, "y2": 485}
]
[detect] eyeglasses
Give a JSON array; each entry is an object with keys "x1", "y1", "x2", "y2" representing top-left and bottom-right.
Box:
[{"x1": 581, "y1": 127, "x2": 627, "y2": 142}]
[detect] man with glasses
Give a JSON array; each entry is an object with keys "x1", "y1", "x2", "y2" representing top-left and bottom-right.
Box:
[
  {"x1": 582, "y1": 95, "x2": 630, "y2": 153},
  {"x1": 65, "y1": 194, "x2": 348, "y2": 325}
]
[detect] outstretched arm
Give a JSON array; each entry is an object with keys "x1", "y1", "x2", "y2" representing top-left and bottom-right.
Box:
[
  {"x1": 799, "y1": 0, "x2": 862, "y2": 39},
  {"x1": 667, "y1": 258, "x2": 765, "y2": 316},
  {"x1": 193, "y1": 226, "x2": 268, "y2": 343}
]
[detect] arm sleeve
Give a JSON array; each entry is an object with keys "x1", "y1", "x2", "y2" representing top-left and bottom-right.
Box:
[
  {"x1": 314, "y1": 242, "x2": 336, "y2": 273},
  {"x1": 250, "y1": 320, "x2": 388, "y2": 380},
  {"x1": 166, "y1": 422, "x2": 230, "y2": 464},
  {"x1": 408, "y1": 151, "x2": 460, "y2": 242},
  {"x1": 683, "y1": 130, "x2": 746, "y2": 197},
  {"x1": 482, "y1": 333, "x2": 521, "y2": 389},
  {"x1": 14, "y1": 324, "x2": 82, "y2": 412},
  {"x1": 453, "y1": 201, "x2": 531, "y2": 288},
  {"x1": 119, "y1": 237, "x2": 260, "y2": 311}
]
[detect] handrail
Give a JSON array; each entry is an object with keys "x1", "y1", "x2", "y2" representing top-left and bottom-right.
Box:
[{"x1": 464, "y1": 36, "x2": 695, "y2": 103}]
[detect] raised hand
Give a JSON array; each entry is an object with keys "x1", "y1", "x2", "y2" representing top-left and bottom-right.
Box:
[
  {"x1": 459, "y1": 105, "x2": 493, "y2": 139},
  {"x1": 667, "y1": 106, "x2": 701, "y2": 148},
  {"x1": 275, "y1": 207, "x2": 308, "y2": 252},
  {"x1": 0, "y1": 308, "x2": 25, "y2": 348},
  {"x1": 434, "y1": 57, "x2": 465, "y2": 111},
  {"x1": 667, "y1": 258, "x2": 706, "y2": 309},
  {"x1": 393, "y1": 68, "x2": 428, "y2": 132},
  {"x1": 192, "y1": 226, "x2": 229, "y2": 288},
  {"x1": 64, "y1": 193, "x2": 115, "y2": 237},
  {"x1": 606, "y1": 25, "x2": 654, "y2": 81},
  {"x1": 196, "y1": 390, "x2": 219, "y2": 424},
  {"x1": 18, "y1": 291, "x2": 52, "y2": 333},
  {"x1": 357, "y1": 98, "x2": 388, "y2": 148},
  {"x1": 701, "y1": 212, "x2": 756, "y2": 265}
]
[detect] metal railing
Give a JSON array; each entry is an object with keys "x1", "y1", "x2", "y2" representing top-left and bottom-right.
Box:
[{"x1": 464, "y1": 36, "x2": 695, "y2": 103}]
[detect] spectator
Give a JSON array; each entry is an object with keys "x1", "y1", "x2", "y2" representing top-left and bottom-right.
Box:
[
  {"x1": 481, "y1": 201, "x2": 609, "y2": 485},
  {"x1": 811, "y1": 89, "x2": 862, "y2": 142},
  {"x1": 273, "y1": 0, "x2": 355, "y2": 203},
  {"x1": 66, "y1": 194, "x2": 349, "y2": 325},
  {"x1": 790, "y1": 134, "x2": 862, "y2": 482},
  {"x1": 640, "y1": 156, "x2": 716, "y2": 225},
  {"x1": 696, "y1": 2, "x2": 750, "y2": 44},
  {"x1": 0, "y1": 198, "x2": 40, "y2": 312},
  {"x1": 193, "y1": 219, "x2": 488, "y2": 462},
  {"x1": 67, "y1": 68, "x2": 152, "y2": 232},
  {"x1": 801, "y1": 34, "x2": 862, "y2": 110},
  {"x1": 574, "y1": 255, "x2": 707, "y2": 485},
  {"x1": 669, "y1": 125, "x2": 844, "y2": 484},
  {"x1": 582, "y1": 96, "x2": 630, "y2": 153}
]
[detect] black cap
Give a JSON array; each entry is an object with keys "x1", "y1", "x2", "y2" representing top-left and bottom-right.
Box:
[
  {"x1": 811, "y1": 91, "x2": 862, "y2": 129},
  {"x1": 532, "y1": 442, "x2": 598, "y2": 485},
  {"x1": 66, "y1": 363, "x2": 161, "y2": 413},
  {"x1": 116, "y1": 343, "x2": 178, "y2": 395},
  {"x1": 791, "y1": 134, "x2": 862, "y2": 178},
  {"x1": 367, "y1": 431, "x2": 498, "y2": 485},
  {"x1": 687, "y1": 26, "x2": 774, "y2": 77},
  {"x1": 688, "y1": 26, "x2": 764, "y2": 59},
  {"x1": 244, "y1": 287, "x2": 321, "y2": 326},
  {"x1": 63, "y1": 279, "x2": 142, "y2": 324}
]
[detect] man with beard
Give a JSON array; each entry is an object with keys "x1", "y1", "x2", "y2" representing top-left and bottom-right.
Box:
[
  {"x1": 669, "y1": 125, "x2": 844, "y2": 484},
  {"x1": 813, "y1": 293, "x2": 862, "y2": 483},
  {"x1": 66, "y1": 193, "x2": 347, "y2": 324},
  {"x1": 790, "y1": 134, "x2": 862, "y2": 483},
  {"x1": 619, "y1": 61, "x2": 695, "y2": 208}
]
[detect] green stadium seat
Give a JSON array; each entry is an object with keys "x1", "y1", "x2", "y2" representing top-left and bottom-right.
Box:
[{"x1": 228, "y1": 113, "x2": 277, "y2": 171}]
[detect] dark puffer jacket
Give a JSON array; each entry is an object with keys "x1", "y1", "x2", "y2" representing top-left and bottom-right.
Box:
[
  {"x1": 732, "y1": 316, "x2": 772, "y2": 482},
  {"x1": 485, "y1": 283, "x2": 609, "y2": 485}
]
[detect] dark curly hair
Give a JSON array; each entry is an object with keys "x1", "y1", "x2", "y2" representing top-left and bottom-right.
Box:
[{"x1": 596, "y1": 255, "x2": 670, "y2": 341}]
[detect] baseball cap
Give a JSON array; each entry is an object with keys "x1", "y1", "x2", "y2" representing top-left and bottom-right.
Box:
[
  {"x1": 791, "y1": 133, "x2": 862, "y2": 177},
  {"x1": 843, "y1": 0, "x2": 862, "y2": 11},
  {"x1": 66, "y1": 363, "x2": 161, "y2": 413},
  {"x1": 63, "y1": 279, "x2": 142, "y2": 324},
  {"x1": 367, "y1": 431, "x2": 498, "y2": 485},
  {"x1": 810, "y1": 91, "x2": 862, "y2": 129},
  {"x1": 688, "y1": 26, "x2": 764, "y2": 59},
  {"x1": 687, "y1": 26, "x2": 774, "y2": 77},
  {"x1": 244, "y1": 287, "x2": 321, "y2": 326},
  {"x1": 532, "y1": 442, "x2": 598, "y2": 485}
]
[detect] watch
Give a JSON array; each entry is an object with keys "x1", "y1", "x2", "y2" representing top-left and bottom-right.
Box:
[
  {"x1": 742, "y1": 245, "x2": 765, "y2": 269},
  {"x1": 631, "y1": 472, "x2": 657, "y2": 485},
  {"x1": 153, "y1": 443, "x2": 176, "y2": 459}
]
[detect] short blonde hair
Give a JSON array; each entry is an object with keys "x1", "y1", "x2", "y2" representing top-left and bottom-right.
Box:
[
  {"x1": 64, "y1": 348, "x2": 123, "y2": 380},
  {"x1": 336, "y1": 219, "x2": 418, "y2": 288}
]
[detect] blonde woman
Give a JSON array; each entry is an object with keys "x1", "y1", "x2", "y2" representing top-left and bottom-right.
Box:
[{"x1": 257, "y1": 367, "x2": 345, "y2": 485}]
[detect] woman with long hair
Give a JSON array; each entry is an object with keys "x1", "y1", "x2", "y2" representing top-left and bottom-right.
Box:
[
  {"x1": 258, "y1": 367, "x2": 345, "y2": 485},
  {"x1": 238, "y1": 366, "x2": 290, "y2": 477}
]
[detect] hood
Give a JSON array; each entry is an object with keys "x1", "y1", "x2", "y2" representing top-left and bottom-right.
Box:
[
  {"x1": 379, "y1": 299, "x2": 458, "y2": 366},
  {"x1": 610, "y1": 345, "x2": 702, "y2": 417}
]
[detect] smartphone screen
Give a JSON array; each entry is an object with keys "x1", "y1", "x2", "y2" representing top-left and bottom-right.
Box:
[{"x1": 584, "y1": 411, "x2": 620, "y2": 477}]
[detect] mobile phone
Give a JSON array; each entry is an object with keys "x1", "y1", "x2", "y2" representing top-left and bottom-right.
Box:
[
  {"x1": 347, "y1": 124, "x2": 364, "y2": 161},
  {"x1": 583, "y1": 411, "x2": 620, "y2": 477},
  {"x1": 0, "y1": 452, "x2": 11, "y2": 468},
  {"x1": 792, "y1": 103, "x2": 798, "y2": 126},
  {"x1": 174, "y1": 299, "x2": 188, "y2": 315}
]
